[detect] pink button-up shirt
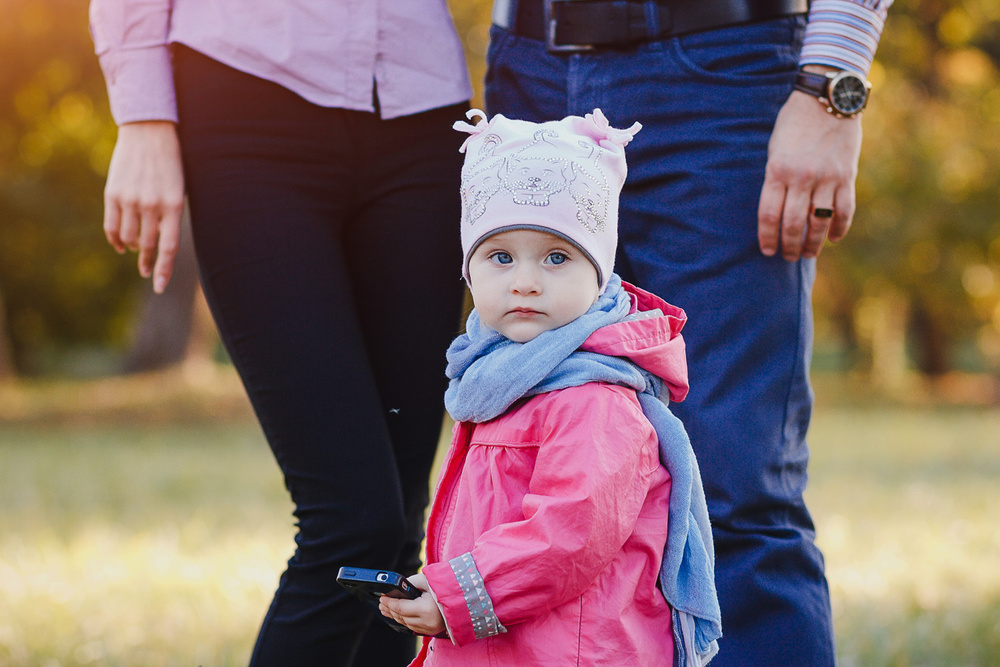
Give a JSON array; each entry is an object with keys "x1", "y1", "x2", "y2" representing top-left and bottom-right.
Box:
[{"x1": 89, "y1": 0, "x2": 473, "y2": 125}]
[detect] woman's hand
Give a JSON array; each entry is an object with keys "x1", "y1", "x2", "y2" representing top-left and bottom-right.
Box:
[
  {"x1": 379, "y1": 573, "x2": 447, "y2": 637},
  {"x1": 103, "y1": 121, "x2": 186, "y2": 293}
]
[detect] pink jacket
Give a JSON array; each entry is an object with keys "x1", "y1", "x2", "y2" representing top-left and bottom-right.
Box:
[{"x1": 415, "y1": 284, "x2": 688, "y2": 666}]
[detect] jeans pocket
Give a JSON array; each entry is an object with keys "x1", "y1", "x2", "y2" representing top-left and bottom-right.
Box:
[{"x1": 668, "y1": 16, "x2": 805, "y2": 83}]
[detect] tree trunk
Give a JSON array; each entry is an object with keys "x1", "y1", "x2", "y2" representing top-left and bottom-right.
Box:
[
  {"x1": 0, "y1": 289, "x2": 15, "y2": 379},
  {"x1": 869, "y1": 289, "x2": 910, "y2": 391},
  {"x1": 909, "y1": 298, "x2": 949, "y2": 377},
  {"x1": 180, "y1": 283, "x2": 219, "y2": 377},
  {"x1": 122, "y1": 206, "x2": 215, "y2": 373}
]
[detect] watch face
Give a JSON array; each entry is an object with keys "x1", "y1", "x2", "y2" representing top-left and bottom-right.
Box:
[{"x1": 830, "y1": 74, "x2": 869, "y2": 115}]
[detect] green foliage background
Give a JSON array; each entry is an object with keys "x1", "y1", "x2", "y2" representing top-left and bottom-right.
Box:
[
  {"x1": 0, "y1": 0, "x2": 137, "y2": 374},
  {"x1": 1, "y1": 0, "x2": 999, "y2": 378},
  {"x1": 821, "y1": 0, "x2": 1000, "y2": 376}
]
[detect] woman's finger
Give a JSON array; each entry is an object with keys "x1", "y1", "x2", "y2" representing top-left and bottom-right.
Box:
[
  {"x1": 137, "y1": 201, "x2": 161, "y2": 278},
  {"x1": 152, "y1": 207, "x2": 182, "y2": 293},
  {"x1": 103, "y1": 194, "x2": 125, "y2": 253},
  {"x1": 118, "y1": 199, "x2": 142, "y2": 252}
]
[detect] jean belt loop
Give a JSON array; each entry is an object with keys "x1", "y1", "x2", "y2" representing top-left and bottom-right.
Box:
[
  {"x1": 644, "y1": 0, "x2": 661, "y2": 41},
  {"x1": 493, "y1": 0, "x2": 515, "y2": 29}
]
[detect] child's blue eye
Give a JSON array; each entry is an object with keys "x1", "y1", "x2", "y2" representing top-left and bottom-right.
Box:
[
  {"x1": 547, "y1": 252, "x2": 567, "y2": 265},
  {"x1": 491, "y1": 252, "x2": 513, "y2": 265}
]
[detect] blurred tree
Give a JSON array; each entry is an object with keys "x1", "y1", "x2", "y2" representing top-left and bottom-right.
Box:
[
  {"x1": 122, "y1": 209, "x2": 217, "y2": 373},
  {"x1": 0, "y1": 0, "x2": 137, "y2": 375},
  {"x1": 0, "y1": 288, "x2": 13, "y2": 378},
  {"x1": 446, "y1": 0, "x2": 493, "y2": 106},
  {"x1": 0, "y1": 0, "x2": 997, "y2": 383},
  {"x1": 812, "y1": 0, "x2": 1000, "y2": 379},
  {"x1": 0, "y1": 0, "x2": 216, "y2": 377}
]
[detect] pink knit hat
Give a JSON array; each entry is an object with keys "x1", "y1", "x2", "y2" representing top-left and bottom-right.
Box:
[{"x1": 454, "y1": 109, "x2": 641, "y2": 292}]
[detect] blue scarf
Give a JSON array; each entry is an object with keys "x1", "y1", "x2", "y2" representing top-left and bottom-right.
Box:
[{"x1": 446, "y1": 275, "x2": 722, "y2": 665}]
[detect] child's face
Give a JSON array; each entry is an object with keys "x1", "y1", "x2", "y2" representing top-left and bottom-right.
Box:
[{"x1": 467, "y1": 229, "x2": 601, "y2": 343}]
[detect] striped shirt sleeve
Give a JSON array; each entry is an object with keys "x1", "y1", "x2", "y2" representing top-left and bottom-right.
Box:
[{"x1": 799, "y1": 0, "x2": 894, "y2": 77}]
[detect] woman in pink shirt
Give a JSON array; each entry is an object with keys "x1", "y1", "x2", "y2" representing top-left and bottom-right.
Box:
[{"x1": 89, "y1": 2, "x2": 472, "y2": 665}]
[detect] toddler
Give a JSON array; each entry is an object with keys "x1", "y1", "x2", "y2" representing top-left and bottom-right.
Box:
[{"x1": 380, "y1": 110, "x2": 721, "y2": 666}]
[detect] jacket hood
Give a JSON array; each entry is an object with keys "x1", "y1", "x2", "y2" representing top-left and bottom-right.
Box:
[{"x1": 580, "y1": 281, "x2": 689, "y2": 403}]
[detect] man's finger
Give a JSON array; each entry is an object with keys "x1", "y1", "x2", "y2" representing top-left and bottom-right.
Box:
[
  {"x1": 757, "y1": 179, "x2": 787, "y2": 257},
  {"x1": 802, "y1": 188, "x2": 837, "y2": 258},
  {"x1": 779, "y1": 188, "x2": 811, "y2": 261},
  {"x1": 828, "y1": 184, "x2": 856, "y2": 243}
]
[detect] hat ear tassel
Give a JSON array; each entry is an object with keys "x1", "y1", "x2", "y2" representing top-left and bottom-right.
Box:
[
  {"x1": 453, "y1": 109, "x2": 490, "y2": 153},
  {"x1": 586, "y1": 108, "x2": 642, "y2": 149}
]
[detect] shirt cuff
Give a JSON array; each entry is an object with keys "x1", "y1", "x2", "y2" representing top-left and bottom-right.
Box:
[
  {"x1": 798, "y1": 0, "x2": 889, "y2": 77},
  {"x1": 99, "y1": 45, "x2": 178, "y2": 125},
  {"x1": 423, "y1": 553, "x2": 507, "y2": 646}
]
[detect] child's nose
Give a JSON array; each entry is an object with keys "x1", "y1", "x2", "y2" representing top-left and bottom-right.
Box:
[{"x1": 511, "y1": 264, "x2": 541, "y2": 294}]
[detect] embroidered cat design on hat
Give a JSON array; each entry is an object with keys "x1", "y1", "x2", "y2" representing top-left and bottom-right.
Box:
[
  {"x1": 460, "y1": 126, "x2": 611, "y2": 234},
  {"x1": 504, "y1": 153, "x2": 572, "y2": 207}
]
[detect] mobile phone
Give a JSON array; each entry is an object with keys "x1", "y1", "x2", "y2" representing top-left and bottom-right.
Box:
[{"x1": 336, "y1": 567, "x2": 420, "y2": 634}]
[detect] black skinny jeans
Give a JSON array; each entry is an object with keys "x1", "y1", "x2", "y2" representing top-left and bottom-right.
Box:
[{"x1": 173, "y1": 46, "x2": 466, "y2": 666}]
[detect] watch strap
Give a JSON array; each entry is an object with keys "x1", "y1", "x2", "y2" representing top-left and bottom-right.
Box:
[
  {"x1": 794, "y1": 70, "x2": 830, "y2": 100},
  {"x1": 794, "y1": 69, "x2": 870, "y2": 118}
]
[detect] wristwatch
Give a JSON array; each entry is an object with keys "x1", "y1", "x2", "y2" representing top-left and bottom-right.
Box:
[{"x1": 794, "y1": 69, "x2": 872, "y2": 118}]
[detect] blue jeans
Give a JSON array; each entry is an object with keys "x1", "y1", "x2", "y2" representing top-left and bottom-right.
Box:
[{"x1": 486, "y1": 15, "x2": 835, "y2": 666}]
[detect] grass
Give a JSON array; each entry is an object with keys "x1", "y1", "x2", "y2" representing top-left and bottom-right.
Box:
[
  {"x1": 0, "y1": 423, "x2": 293, "y2": 666},
  {"x1": 0, "y1": 370, "x2": 998, "y2": 665},
  {"x1": 807, "y1": 406, "x2": 1000, "y2": 666}
]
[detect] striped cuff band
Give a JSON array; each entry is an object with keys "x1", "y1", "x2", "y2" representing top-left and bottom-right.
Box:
[{"x1": 449, "y1": 553, "x2": 507, "y2": 640}]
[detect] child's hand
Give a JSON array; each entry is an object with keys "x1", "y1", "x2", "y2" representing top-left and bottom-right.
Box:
[{"x1": 379, "y1": 573, "x2": 446, "y2": 637}]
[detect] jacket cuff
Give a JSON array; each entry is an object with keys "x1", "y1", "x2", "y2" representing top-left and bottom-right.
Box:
[
  {"x1": 99, "y1": 45, "x2": 178, "y2": 125},
  {"x1": 423, "y1": 553, "x2": 506, "y2": 646},
  {"x1": 799, "y1": 0, "x2": 888, "y2": 77}
]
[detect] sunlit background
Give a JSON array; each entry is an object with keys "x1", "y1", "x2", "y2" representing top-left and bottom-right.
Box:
[{"x1": 1, "y1": 0, "x2": 998, "y2": 664}]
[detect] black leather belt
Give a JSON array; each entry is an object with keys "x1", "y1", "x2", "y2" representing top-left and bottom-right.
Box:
[{"x1": 494, "y1": 0, "x2": 808, "y2": 52}]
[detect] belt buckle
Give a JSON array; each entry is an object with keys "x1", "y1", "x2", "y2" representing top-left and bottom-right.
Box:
[{"x1": 544, "y1": 0, "x2": 595, "y2": 53}]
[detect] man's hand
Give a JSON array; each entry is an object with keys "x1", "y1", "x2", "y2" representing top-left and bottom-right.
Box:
[
  {"x1": 379, "y1": 573, "x2": 447, "y2": 637},
  {"x1": 758, "y1": 68, "x2": 864, "y2": 261},
  {"x1": 103, "y1": 121, "x2": 185, "y2": 293}
]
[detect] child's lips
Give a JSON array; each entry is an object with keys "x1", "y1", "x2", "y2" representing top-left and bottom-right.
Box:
[{"x1": 508, "y1": 307, "x2": 543, "y2": 316}]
